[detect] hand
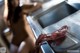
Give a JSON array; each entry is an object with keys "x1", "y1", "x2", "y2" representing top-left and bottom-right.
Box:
[{"x1": 21, "y1": 2, "x2": 42, "y2": 14}]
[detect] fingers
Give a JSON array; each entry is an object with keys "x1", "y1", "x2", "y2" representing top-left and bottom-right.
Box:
[{"x1": 21, "y1": 2, "x2": 42, "y2": 15}]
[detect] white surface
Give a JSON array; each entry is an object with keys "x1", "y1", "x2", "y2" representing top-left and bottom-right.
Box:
[
  {"x1": 20, "y1": 0, "x2": 32, "y2": 6},
  {"x1": 42, "y1": 0, "x2": 65, "y2": 11},
  {"x1": 3, "y1": 28, "x2": 10, "y2": 33},
  {"x1": 0, "y1": 0, "x2": 2, "y2": 2},
  {"x1": 67, "y1": 0, "x2": 80, "y2": 9},
  {"x1": 67, "y1": 0, "x2": 80, "y2": 3}
]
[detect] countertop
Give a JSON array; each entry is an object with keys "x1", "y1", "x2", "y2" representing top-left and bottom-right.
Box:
[{"x1": 26, "y1": 0, "x2": 80, "y2": 53}]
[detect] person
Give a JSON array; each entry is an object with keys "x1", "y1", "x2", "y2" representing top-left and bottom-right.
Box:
[{"x1": 4, "y1": 0, "x2": 42, "y2": 53}]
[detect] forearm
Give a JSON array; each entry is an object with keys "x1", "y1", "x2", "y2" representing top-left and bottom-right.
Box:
[{"x1": 3, "y1": 0, "x2": 8, "y2": 25}]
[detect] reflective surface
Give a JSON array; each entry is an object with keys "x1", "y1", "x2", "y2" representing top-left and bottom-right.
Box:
[
  {"x1": 35, "y1": 1, "x2": 77, "y2": 28},
  {"x1": 42, "y1": 10, "x2": 80, "y2": 52},
  {"x1": 0, "y1": 0, "x2": 3, "y2": 6}
]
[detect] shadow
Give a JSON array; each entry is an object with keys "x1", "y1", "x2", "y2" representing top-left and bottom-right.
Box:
[
  {"x1": 9, "y1": 7, "x2": 29, "y2": 46},
  {"x1": 73, "y1": 3, "x2": 80, "y2": 10},
  {"x1": 5, "y1": 0, "x2": 30, "y2": 47}
]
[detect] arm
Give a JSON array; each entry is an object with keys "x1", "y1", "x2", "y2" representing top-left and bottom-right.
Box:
[{"x1": 3, "y1": 0, "x2": 9, "y2": 26}]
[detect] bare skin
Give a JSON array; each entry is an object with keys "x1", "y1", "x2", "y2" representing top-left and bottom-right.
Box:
[{"x1": 4, "y1": 0, "x2": 42, "y2": 53}]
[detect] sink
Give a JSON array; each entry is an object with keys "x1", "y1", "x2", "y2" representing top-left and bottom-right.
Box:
[
  {"x1": 33, "y1": 1, "x2": 78, "y2": 28},
  {"x1": 42, "y1": 20, "x2": 80, "y2": 52},
  {"x1": 42, "y1": 12, "x2": 80, "y2": 52}
]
